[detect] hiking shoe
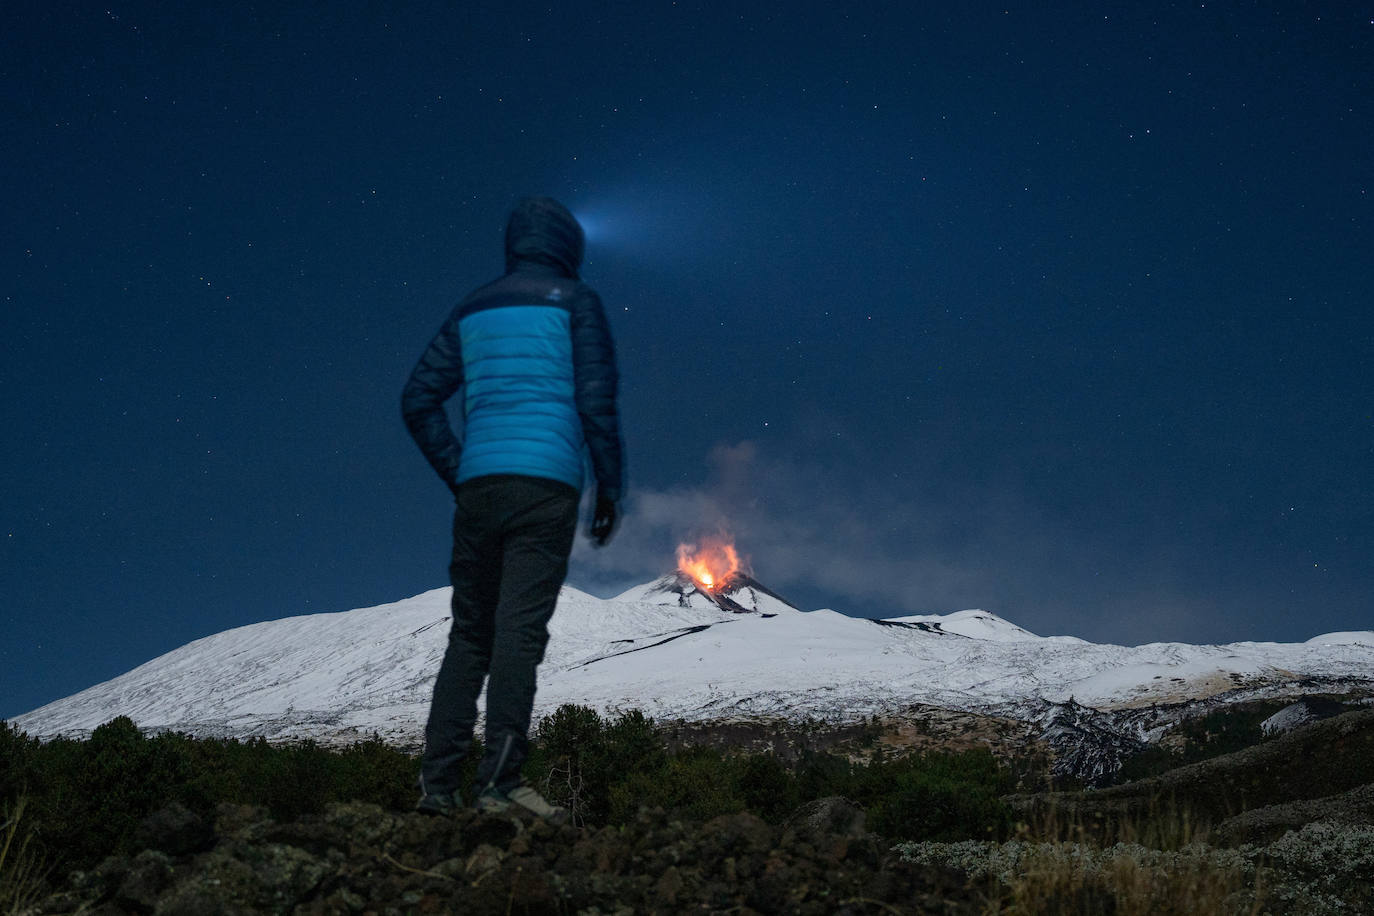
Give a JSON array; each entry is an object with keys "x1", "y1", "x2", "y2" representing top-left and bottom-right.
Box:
[
  {"x1": 415, "y1": 791, "x2": 462, "y2": 817},
  {"x1": 474, "y1": 782, "x2": 570, "y2": 824}
]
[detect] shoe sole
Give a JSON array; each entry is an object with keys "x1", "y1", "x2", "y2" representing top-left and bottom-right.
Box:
[{"x1": 475, "y1": 798, "x2": 569, "y2": 825}]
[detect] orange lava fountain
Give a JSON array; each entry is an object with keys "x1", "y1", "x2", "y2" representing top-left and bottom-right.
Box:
[{"x1": 676, "y1": 537, "x2": 743, "y2": 592}]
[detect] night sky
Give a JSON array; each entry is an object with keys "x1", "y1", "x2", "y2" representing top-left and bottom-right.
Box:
[{"x1": 4, "y1": 2, "x2": 1372, "y2": 720}]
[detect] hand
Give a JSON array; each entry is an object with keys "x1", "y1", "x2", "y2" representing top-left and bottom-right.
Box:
[{"x1": 589, "y1": 495, "x2": 619, "y2": 547}]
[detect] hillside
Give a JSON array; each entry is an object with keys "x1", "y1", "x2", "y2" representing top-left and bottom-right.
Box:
[{"x1": 12, "y1": 576, "x2": 1374, "y2": 785}]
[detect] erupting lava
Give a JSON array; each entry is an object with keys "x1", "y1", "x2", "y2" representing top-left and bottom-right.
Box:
[{"x1": 676, "y1": 537, "x2": 743, "y2": 592}]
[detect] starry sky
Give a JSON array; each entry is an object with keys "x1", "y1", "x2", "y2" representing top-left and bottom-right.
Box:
[{"x1": 3, "y1": 2, "x2": 1372, "y2": 720}]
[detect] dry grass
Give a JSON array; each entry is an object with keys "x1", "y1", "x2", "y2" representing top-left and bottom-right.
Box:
[
  {"x1": 981, "y1": 840, "x2": 1263, "y2": 916},
  {"x1": 0, "y1": 797, "x2": 47, "y2": 916},
  {"x1": 901, "y1": 796, "x2": 1267, "y2": 916}
]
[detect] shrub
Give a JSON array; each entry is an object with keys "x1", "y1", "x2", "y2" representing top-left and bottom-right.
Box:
[
  {"x1": 601, "y1": 709, "x2": 667, "y2": 775},
  {"x1": 532, "y1": 704, "x2": 609, "y2": 825},
  {"x1": 11, "y1": 707, "x2": 1022, "y2": 879},
  {"x1": 611, "y1": 745, "x2": 745, "y2": 823},
  {"x1": 861, "y1": 750, "x2": 1014, "y2": 843},
  {"x1": 533, "y1": 705, "x2": 670, "y2": 826},
  {"x1": 0, "y1": 723, "x2": 38, "y2": 803},
  {"x1": 736, "y1": 753, "x2": 798, "y2": 822},
  {"x1": 335, "y1": 737, "x2": 422, "y2": 811},
  {"x1": 528, "y1": 706, "x2": 1016, "y2": 839},
  {"x1": 50, "y1": 717, "x2": 194, "y2": 866},
  {"x1": 9, "y1": 720, "x2": 424, "y2": 878},
  {"x1": 535, "y1": 704, "x2": 605, "y2": 760},
  {"x1": 794, "y1": 747, "x2": 855, "y2": 801}
]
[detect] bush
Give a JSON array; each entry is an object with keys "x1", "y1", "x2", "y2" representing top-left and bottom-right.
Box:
[
  {"x1": 601, "y1": 709, "x2": 667, "y2": 776},
  {"x1": 0, "y1": 722, "x2": 38, "y2": 802},
  {"x1": 335, "y1": 737, "x2": 422, "y2": 811},
  {"x1": 532, "y1": 705, "x2": 676, "y2": 826},
  {"x1": 736, "y1": 753, "x2": 798, "y2": 822},
  {"x1": 536, "y1": 704, "x2": 605, "y2": 759},
  {"x1": 532, "y1": 704, "x2": 1014, "y2": 840},
  {"x1": 1, "y1": 720, "x2": 422, "y2": 879},
  {"x1": 60, "y1": 717, "x2": 193, "y2": 866},
  {"x1": 609, "y1": 745, "x2": 745, "y2": 822},
  {"x1": 868, "y1": 765, "x2": 1013, "y2": 842},
  {"x1": 3, "y1": 707, "x2": 1019, "y2": 879}
]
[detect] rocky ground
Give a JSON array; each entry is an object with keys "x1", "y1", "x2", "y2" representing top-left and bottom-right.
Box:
[{"x1": 30, "y1": 797, "x2": 984, "y2": 915}]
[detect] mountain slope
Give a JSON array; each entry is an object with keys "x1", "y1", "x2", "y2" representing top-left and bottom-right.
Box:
[{"x1": 13, "y1": 577, "x2": 1373, "y2": 776}]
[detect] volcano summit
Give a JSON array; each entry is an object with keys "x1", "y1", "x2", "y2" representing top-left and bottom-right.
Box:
[{"x1": 617, "y1": 570, "x2": 801, "y2": 616}]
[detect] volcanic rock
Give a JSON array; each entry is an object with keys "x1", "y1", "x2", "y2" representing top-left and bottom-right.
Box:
[{"x1": 34, "y1": 800, "x2": 989, "y2": 915}]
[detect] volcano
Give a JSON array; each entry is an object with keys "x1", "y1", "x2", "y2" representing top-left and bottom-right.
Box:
[
  {"x1": 615, "y1": 570, "x2": 801, "y2": 616},
  {"x1": 10, "y1": 576, "x2": 1374, "y2": 783}
]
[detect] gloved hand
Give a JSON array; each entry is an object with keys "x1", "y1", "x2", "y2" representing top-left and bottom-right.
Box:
[{"x1": 589, "y1": 494, "x2": 619, "y2": 547}]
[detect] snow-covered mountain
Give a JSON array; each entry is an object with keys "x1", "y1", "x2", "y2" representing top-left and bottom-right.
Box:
[{"x1": 11, "y1": 574, "x2": 1374, "y2": 781}]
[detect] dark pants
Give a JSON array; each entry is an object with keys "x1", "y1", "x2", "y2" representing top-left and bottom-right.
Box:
[{"x1": 419, "y1": 474, "x2": 579, "y2": 798}]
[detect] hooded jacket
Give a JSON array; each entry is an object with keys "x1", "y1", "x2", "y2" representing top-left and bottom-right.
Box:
[{"x1": 401, "y1": 197, "x2": 624, "y2": 501}]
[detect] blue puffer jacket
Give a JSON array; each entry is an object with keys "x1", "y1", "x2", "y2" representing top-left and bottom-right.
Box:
[{"x1": 401, "y1": 197, "x2": 624, "y2": 501}]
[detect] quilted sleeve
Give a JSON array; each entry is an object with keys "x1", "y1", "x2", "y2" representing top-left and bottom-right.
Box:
[
  {"x1": 570, "y1": 288, "x2": 625, "y2": 502},
  {"x1": 400, "y1": 309, "x2": 466, "y2": 492}
]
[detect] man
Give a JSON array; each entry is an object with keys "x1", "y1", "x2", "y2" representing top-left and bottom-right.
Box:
[{"x1": 401, "y1": 196, "x2": 624, "y2": 821}]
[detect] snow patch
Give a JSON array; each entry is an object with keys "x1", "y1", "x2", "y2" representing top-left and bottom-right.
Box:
[{"x1": 1307, "y1": 632, "x2": 1374, "y2": 647}]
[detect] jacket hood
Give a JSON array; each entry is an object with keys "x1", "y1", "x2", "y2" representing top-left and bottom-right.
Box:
[{"x1": 504, "y1": 196, "x2": 584, "y2": 277}]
